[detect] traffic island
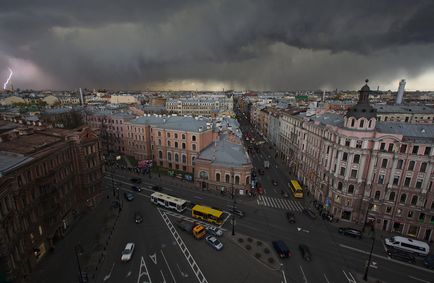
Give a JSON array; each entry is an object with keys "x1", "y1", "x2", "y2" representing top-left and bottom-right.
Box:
[{"x1": 229, "y1": 233, "x2": 281, "y2": 270}]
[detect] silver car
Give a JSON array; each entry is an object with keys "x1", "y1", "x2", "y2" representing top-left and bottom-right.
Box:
[
  {"x1": 206, "y1": 236, "x2": 223, "y2": 251},
  {"x1": 206, "y1": 226, "x2": 224, "y2": 237}
]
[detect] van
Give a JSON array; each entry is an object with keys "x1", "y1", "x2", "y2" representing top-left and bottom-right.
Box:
[
  {"x1": 384, "y1": 236, "x2": 430, "y2": 256},
  {"x1": 272, "y1": 240, "x2": 291, "y2": 258}
]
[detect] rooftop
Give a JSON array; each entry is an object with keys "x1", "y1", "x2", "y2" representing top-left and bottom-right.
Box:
[
  {"x1": 198, "y1": 135, "x2": 250, "y2": 167},
  {"x1": 374, "y1": 104, "x2": 434, "y2": 114},
  {"x1": 376, "y1": 122, "x2": 434, "y2": 142},
  {"x1": 131, "y1": 115, "x2": 212, "y2": 132}
]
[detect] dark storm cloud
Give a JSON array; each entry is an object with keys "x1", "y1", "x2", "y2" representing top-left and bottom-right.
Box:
[{"x1": 0, "y1": 0, "x2": 434, "y2": 90}]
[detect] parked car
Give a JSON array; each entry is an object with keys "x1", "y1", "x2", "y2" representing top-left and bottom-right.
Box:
[
  {"x1": 423, "y1": 254, "x2": 434, "y2": 269},
  {"x1": 272, "y1": 240, "x2": 291, "y2": 258},
  {"x1": 206, "y1": 236, "x2": 223, "y2": 251},
  {"x1": 132, "y1": 186, "x2": 141, "y2": 192},
  {"x1": 124, "y1": 192, "x2": 135, "y2": 201},
  {"x1": 387, "y1": 248, "x2": 416, "y2": 263},
  {"x1": 121, "y1": 243, "x2": 135, "y2": 261},
  {"x1": 286, "y1": 212, "x2": 296, "y2": 224},
  {"x1": 338, "y1": 227, "x2": 362, "y2": 239},
  {"x1": 206, "y1": 226, "x2": 224, "y2": 237},
  {"x1": 130, "y1": 178, "x2": 141, "y2": 184},
  {"x1": 134, "y1": 212, "x2": 143, "y2": 224},
  {"x1": 302, "y1": 208, "x2": 317, "y2": 219},
  {"x1": 299, "y1": 244, "x2": 312, "y2": 262},
  {"x1": 151, "y1": 185, "x2": 162, "y2": 191},
  {"x1": 227, "y1": 207, "x2": 245, "y2": 217},
  {"x1": 272, "y1": 179, "x2": 278, "y2": 186}
]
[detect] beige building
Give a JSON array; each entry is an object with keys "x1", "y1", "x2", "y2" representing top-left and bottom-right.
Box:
[
  {"x1": 110, "y1": 95, "x2": 137, "y2": 104},
  {"x1": 166, "y1": 95, "x2": 234, "y2": 117}
]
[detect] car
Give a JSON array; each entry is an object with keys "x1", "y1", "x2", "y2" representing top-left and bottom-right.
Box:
[
  {"x1": 124, "y1": 192, "x2": 135, "y2": 201},
  {"x1": 121, "y1": 243, "x2": 135, "y2": 261},
  {"x1": 272, "y1": 240, "x2": 291, "y2": 258},
  {"x1": 227, "y1": 207, "x2": 245, "y2": 217},
  {"x1": 206, "y1": 236, "x2": 223, "y2": 251},
  {"x1": 423, "y1": 255, "x2": 434, "y2": 269},
  {"x1": 151, "y1": 185, "x2": 162, "y2": 191},
  {"x1": 130, "y1": 178, "x2": 141, "y2": 184},
  {"x1": 132, "y1": 186, "x2": 141, "y2": 192},
  {"x1": 302, "y1": 208, "x2": 317, "y2": 219},
  {"x1": 299, "y1": 244, "x2": 312, "y2": 262},
  {"x1": 272, "y1": 179, "x2": 278, "y2": 186},
  {"x1": 338, "y1": 227, "x2": 362, "y2": 239},
  {"x1": 134, "y1": 212, "x2": 143, "y2": 224},
  {"x1": 206, "y1": 226, "x2": 224, "y2": 237},
  {"x1": 286, "y1": 212, "x2": 296, "y2": 224},
  {"x1": 387, "y1": 248, "x2": 416, "y2": 263}
]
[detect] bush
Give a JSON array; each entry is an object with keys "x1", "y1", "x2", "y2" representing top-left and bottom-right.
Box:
[
  {"x1": 247, "y1": 237, "x2": 253, "y2": 242},
  {"x1": 245, "y1": 244, "x2": 252, "y2": 250},
  {"x1": 263, "y1": 248, "x2": 270, "y2": 254},
  {"x1": 238, "y1": 238, "x2": 244, "y2": 243},
  {"x1": 254, "y1": 253, "x2": 261, "y2": 258},
  {"x1": 268, "y1": 258, "x2": 275, "y2": 264},
  {"x1": 256, "y1": 241, "x2": 263, "y2": 246}
]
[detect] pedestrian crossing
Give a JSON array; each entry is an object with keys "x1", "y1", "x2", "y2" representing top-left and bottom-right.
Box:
[{"x1": 256, "y1": 195, "x2": 304, "y2": 211}]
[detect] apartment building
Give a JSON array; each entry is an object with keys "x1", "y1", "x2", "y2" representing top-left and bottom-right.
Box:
[
  {"x1": 166, "y1": 94, "x2": 234, "y2": 117},
  {"x1": 374, "y1": 104, "x2": 434, "y2": 124}
]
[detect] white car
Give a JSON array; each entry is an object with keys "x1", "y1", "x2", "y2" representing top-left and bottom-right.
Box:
[
  {"x1": 121, "y1": 243, "x2": 135, "y2": 262},
  {"x1": 206, "y1": 236, "x2": 223, "y2": 251},
  {"x1": 206, "y1": 226, "x2": 224, "y2": 237}
]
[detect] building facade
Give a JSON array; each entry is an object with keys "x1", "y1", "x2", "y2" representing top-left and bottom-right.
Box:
[{"x1": 166, "y1": 95, "x2": 234, "y2": 117}]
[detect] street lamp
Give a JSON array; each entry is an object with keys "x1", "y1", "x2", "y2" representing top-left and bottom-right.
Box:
[
  {"x1": 363, "y1": 228, "x2": 376, "y2": 281},
  {"x1": 74, "y1": 244, "x2": 85, "y2": 283}
]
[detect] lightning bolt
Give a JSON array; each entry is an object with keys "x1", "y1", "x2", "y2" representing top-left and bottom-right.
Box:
[{"x1": 3, "y1": 68, "x2": 13, "y2": 90}]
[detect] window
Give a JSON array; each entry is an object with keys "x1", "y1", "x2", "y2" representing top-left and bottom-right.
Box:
[
  {"x1": 360, "y1": 120, "x2": 365, "y2": 128},
  {"x1": 408, "y1": 161, "x2": 415, "y2": 171},
  {"x1": 374, "y1": 191, "x2": 381, "y2": 200},
  {"x1": 235, "y1": 176, "x2": 240, "y2": 185},
  {"x1": 408, "y1": 211, "x2": 414, "y2": 218},
  {"x1": 158, "y1": 139, "x2": 162, "y2": 146},
  {"x1": 400, "y1": 194, "x2": 407, "y2": 204},
  {"x1": 345, "y1": 139, "x2": 350, "y2": 147},
  {"x1": 424, "y1": 147, "x2": 431, "y2": 155},
  {"x1": 386, "y1": 206, "x2": 392, "y2": 214},
  {"x1": 182, "y1": 134, "x2": 186, "y2": 140},
  {"x1": 174, "y1": 153, "x2": 179, "y2": 162},
  {"x1": 158, "y1": 131, "x2": 161, "y2": 137},
  {"x1": 353, "y1": 154, "x2": 360, "y2": 164},
  {"x1": 158, "y1": 150, "x2": 163, "y2": 159},
  {"x1": 174, "y1": 133, "x2": 178, "y2": 139},
  {"x1": 343, "y1": 152, "x2": 348, "y2": 161},
  {"x1": 167, "y1": 152, "x2": 172, "y2": 161},
  {"x1": 167, "y1": 132, "x2": 171, "y2": 138},
  {"x1": 381, "y1": 159, "x2": 388, "y2": 168},
  {"x1": 420, "y1": 162, "x2": 427, "y2": 172},
  {"x1": 378, "y1": 175, "x2": 385, "y2": 184},
  {"x1": 175, "y1": 142, "x2": 178, "y2": 148},
  {"x1": 393, "y1": 176, "x2": 399, "y2": 186},
  {"x1": 388, "y1": 192, "x2": 396, "y2": 201},
  {"x1": 411, "y1": 196, "x2": 418, "y2": 205},
  {"x1": 388, "y1": 144, "x2": 394, "y2": 152},
  {"x1": 415, "y1": 179, "x2": 423, "y2": 189},
  {"x1": 412, "y1": 145, "x2": 419, "y2": 154},
  {"x1": 340, "y1": 167, "x2": 345, "y2": 176},
  {"x1": 356, "y1": 140, "x2": 362, "y2": 149},
  {"x1": 182, "y1": 155, "x2": 187, "y2": 164},
  {"x1": 380, "y1": 143, "x2": 386, "y2": 151},
  {"x1": 404, "y1": 177, "x2": 411, "y2": 187},
  {"x1": 337, "y1": 182, "x2": 343, "y2": 191},
  {"x1": 348, "y1": 185, "x2": 354, "y2": 194},
  {"x1": 351, "y1": 169, "x2": 357, "y2": 178},
  {"x1": 192, "y1": 135, "x2": 196, "y2": 142},
  {"x1": 192, "y1": 144, "x2": 196, "y2": 151},
  {"x1": 182, "y1": 143, "x2": 186, "y2": 150},
  {"x1": 350, "y1": 119, "x2": 355, "y2": 127},
  {"x1": 419, "y1": 213, "x2": 425, "y2": 221},
  {"x1": 225, "y1": 174, "x2": 230, "y2": 183},
  {"x1": 397, "y1": 159, "x2": 403, "y2": 169},
  {"x1": 167, "y1": 141, "x2": 171, "y2": 147},
  {"x1": 216, "y1": 173, "x2": 221, "y2": 182},
  {"x1": 400, "y1": 144, "x2": 407, "y2": 153}
]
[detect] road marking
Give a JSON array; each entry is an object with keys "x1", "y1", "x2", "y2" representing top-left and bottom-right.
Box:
[
  {"x1": 158, "y1": 209, "x2": 208, "y2": 283},
  {"x1": 281, "y1": 269, "x2": 287, "y2": 283},
  {"x1": 149, "y1": 253, "x2": 157, "y2": 265},
  {"x1": 299, "y1": 265, "x2": 308, "y2": 283},
  {"x1": 323, "y1": 274, "x2": 330, "y2": 283},
  {"x1": 126, "y1": 271, "x2": 132, "y2": 277},
  {"x1": 177, "y1": 264, "x2": 189, "y2": 278},
  {"x1": 161, "y1": 249, "x2": 177, "y2": 283},
  {"x1": 160, "y1": 270, "x2": 167, "y2": 283},
  {"x1": 408, "y1": 275, "x2": 431, "y2": 283},
  {"x1": 256, "y1": 196, "x2": 304, "y2": 211},
  {"x1": 342, "y1": 270, "x2": 356, "y2": 283},
  {"x1": 137, "y1": 256, "x2": 152, "y2": 283},
  {"x1": 339, "y1": 244, "x2": 434, "y2": 273},
  {"x1": 103, "y1": 263, "x2": 115, "y2": 281}
]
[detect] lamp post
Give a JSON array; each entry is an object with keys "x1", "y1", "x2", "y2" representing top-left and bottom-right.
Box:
[
  {"x1": 363, "y1": 229, "x2": 376, "y2": 281},
  {"x1": 362, "y1": 198, "x2": 374, "y2": 233},
  {"x1": 74, "y1": 244, "x2": 84, "y2": 283}
]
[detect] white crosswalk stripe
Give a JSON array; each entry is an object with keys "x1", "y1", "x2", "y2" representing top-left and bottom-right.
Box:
[{"x1": 256, "y1": 196, "x2": 304, "y2": 211}]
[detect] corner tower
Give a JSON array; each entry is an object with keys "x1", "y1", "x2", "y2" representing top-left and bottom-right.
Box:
[{"x1": 344, "y1": 79, "x2": 377, "y2": 130}]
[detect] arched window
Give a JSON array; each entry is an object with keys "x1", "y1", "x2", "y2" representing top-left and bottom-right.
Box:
[
  {"x1": 175, "y1": 142, "x2": 178, "y2": 148},
  {"x1": 388, "y1": 192, "x2": 395, "y2": 201},
  {"x1": 174, "y1": 153, "x2": 179, "y2": 162},
  {"x1": 351, "y1": 118, "x2": 355, "y2": 127},
  {"x1": 374, "y1": 191, "x2": 381, "y2": 200},
  {"x1": 368, "y1": 119, "x2": 373, "y2": 128},
  {"x1": 167, "y1": 141, "x2": 171, "y2": 147},
  {"x1": 337, "y1": 182, "x2": 343, "y2": 191},
  {"x1": 225, "y1": 174, "x2": 230, "y2": 183},
  {"x1": 158, "y1": 139, "x2": 161, "y2": 145},
  {"x1": 192, "y1": 135, "x2": 196, "y2": 142},
  {"x1": 182, "y1": 143, "x2": 186, "y2": 149},
  {"x1": 158, "y1": 150, "x2": 163, "y2": 159},
  {"x1": 246, "y1": 176, "x2": 250, "y2": 185},
  {"x1": 158, "y1": 131, "x2": 161, "y2": 137},
  {"x1": 216, "y1": 173, "x2": 221, "y2": 182},
  {"x1": 400, "y1": 193, "x2": 407, "y2": 204},
  {"x1": 411, "y1": 195, "x2": 418, "y2": 205},
  {"x1": 182, "y1": 154, "x2": 187, "y2": 163},
  {"x1": 360, "y1": 119, "x2": 365, "y2": 128},
  {"x1": 353, "y1": 154, "x2": 360, "y2": 164},
  {"x1": 182, "y1": 134, "x2": 186, "y2": 140},
  {"x1": 192, "y1": 144, "x2": 196, "y2": 151},
  {"x1": 235, "y1": 176, "x2": 240, "y2": 185},
  {"x1": 348, "y1": 185, "x2": 354, "y2": 194}
]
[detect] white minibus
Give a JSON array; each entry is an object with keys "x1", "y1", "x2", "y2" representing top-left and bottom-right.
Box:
[{"x1": 384, "y1": 236, "x2": 430, "y2": 256}]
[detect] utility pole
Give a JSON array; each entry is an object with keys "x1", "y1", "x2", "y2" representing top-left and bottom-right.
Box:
[{"x1": 231, "y1": 167, "x2": 236, "y2": 236}]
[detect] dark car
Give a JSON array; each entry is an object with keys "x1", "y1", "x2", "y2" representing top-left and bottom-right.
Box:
[
  {"x1": 286, "y1": 212, "x2": 296, "y2": 224},
  {"x1": 130, "y1": 178, "x2": 141, "y2": 183},
  {"x1": 387, "y1": 249, "x2": 416, "y2": 263},
  {"x1": 338, "y1": 227, "x2": 362, "y2": 239},
  {"x1": 423, "y1": 255, "x2": 434, "y2": 269},
  {"x1": 132, "y1": 186, "x2": 141, "y2": 192},
  {"x1": 272, "y1": 240, "x2": 291, "y2": 258},
  {"x1": 227, "y1": 207, "x2": 245, "y2": 217},
  {"x1": 151, "y1": 185, "x2": 162, "y2": 191},
  {"x1": 272, "y1": 179, "x2": 278, "y2": 186},
  {"x1": 302, "y1": 208, "x2": 317, "y2": 220},
  {"x1": 124, "y1": 192, "x2": 135, "y2": 201},
  {"x1": 299, "y1": 244, "x2": 312, "y2": 262},
  {"x1": 134, "y1": 212, "x2": 143, "y2": 224}
]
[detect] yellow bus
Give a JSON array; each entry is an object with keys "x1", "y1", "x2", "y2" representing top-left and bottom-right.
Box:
[
  {"x1": 191, "y1": 205, "x2": 224, "y2": 225},
  {"x1": 289, "y1": 180, "x2": 304, "y2": 199}
]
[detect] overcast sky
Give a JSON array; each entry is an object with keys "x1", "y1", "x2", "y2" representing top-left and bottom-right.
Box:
[{"x1": 1, "y1": 0, "x2": 434, "y2": 91}]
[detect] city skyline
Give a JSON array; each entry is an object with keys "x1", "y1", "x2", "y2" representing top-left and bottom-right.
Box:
[{"x1": 1, "y1": 1, "x2": 434, "y2": 91}]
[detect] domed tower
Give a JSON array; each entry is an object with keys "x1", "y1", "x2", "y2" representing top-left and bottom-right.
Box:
[{"x1": 344, "y1": 79, "x2": 377, "y2": 130}]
